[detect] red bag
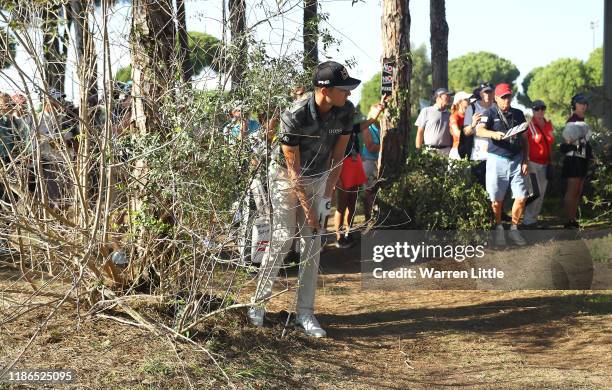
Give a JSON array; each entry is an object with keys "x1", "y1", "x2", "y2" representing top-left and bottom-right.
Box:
[{"x1": 339, "y1": 154, "x2": 367, "y2": 189}]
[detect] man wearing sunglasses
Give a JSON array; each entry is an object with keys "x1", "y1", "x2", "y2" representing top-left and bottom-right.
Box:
[{"x1": 476, "y1": 83, "x2": 529, "y2": 246}]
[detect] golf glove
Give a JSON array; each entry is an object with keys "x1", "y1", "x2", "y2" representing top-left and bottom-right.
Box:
[{"x1": 317, "y1": 196, "x2": 332, "y2": 226}]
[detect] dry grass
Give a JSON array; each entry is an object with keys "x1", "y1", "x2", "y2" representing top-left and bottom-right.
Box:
[{"x1": 2, "y1": 258, "x2": 611, "y2": 389}]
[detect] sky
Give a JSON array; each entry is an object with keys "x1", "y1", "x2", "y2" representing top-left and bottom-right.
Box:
[
  {"x1": 0, "y1": 0, "x2": 604, "y2": 106},
  {"x1": 316, "y1": 0, "x2": 605, "y2": 103}
]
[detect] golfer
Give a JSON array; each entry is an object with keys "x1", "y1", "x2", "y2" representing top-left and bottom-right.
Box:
[{"x1": 248, "y1": 61, "x2": 360, "y2": 337}]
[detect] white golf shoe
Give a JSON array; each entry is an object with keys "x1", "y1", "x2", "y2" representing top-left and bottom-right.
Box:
[
  {"x1": 296, "y1": 314, "x2": 327, "y2": 338},
  {"x1": 247, "y1": 307, "x2": 264, "y2": 327}
]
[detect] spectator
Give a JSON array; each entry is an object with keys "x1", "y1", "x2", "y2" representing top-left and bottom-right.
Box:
[
  {"x1": 0, "y1": 92, "x2": 28, "y2": 253},
  {"x1": 0, "y1": 92, "x2": 28, "y2": 167},
  {"x1": 248, "y1": 61, "x2": 359, "y2": 337},
  {"x1": 33, "y1": 88, "x2": 75, "y2": 205},
  {"x1": 476, "y1": 83, "x2": 529, "y2": 246},
  {"x1": 463, "y1": 82, "x2": 495, "y2": 185},
  {"x1": 224, "y1": 102, "x2": 261, "y2": 141},
  {"x1": 334, "y1": 116, "x2": 367, "y2": 249},
  {"x1": 226, "y1": 106, "x2": 279, "y2": 265},
  {"x1": 523, "y1": 100, "x2": 554, "y2": 228},
  {"x1": 415, "y1": 88, "x2": 452, "y2": 156},
  {"x1": 361, "y1": 101, "x2": 386, "y2": 221},
  {"x1": 560, "y1": 93, "x2": 592, "y2": 229},
  {"x1": 11, "y1": 93, "x2": 32, "y2": 130},
  {"x1": 292, "y1": 86, "x2": 307, "y2": 102},
  {"x1": 334, "y1": 100, "x2": 386, "y2": 248},
  {"x1": 449, "y1": 91, "x2": 472, "y2": 160}
]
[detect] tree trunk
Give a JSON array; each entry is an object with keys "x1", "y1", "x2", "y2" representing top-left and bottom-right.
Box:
[
  {"x1": 604, "y1": 0, "x2": 612, "y2": 132},
  {"x1": 42, "y1": 3, "x2": 68, "y2": 94},
  {"x1": 228, "y1": 0, "x2": 246, "y2": 90},
  {"x1": 69, "y1": 0, "x2": 98, "y2": 105},
  {"x1": 131, "y1": 0, "x2": 175, "y2": 137},
  {"x1": 130, "y1": 0, "x2": 176, "y2": 236},
  {"x1": 430, "y1": 0, "x2": 448, "y2": 90},
  {"x1": 176, "y1": 0, "x2": 191, "y2": 83},
  {"x1": 68, "y1": 0, "x2": 98, "y2": 228},
  {"x1": 303, "y1": 0, "x2": 318, "y2": 73},
  {"x1": 379, "y1": 0, "x2": 411, "y2": 183}
]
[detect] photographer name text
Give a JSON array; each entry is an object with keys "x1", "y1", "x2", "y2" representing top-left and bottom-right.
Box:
[{"x1": 372, "y1": 267, "x2": 504, "y2": 279}]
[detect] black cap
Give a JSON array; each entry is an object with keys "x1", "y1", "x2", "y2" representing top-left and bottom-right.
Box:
[
  {"x1": 532, "y1": 100, "x2": 546, "y2": 110},
  {"x1": 312, "y1": 61, "x2": 361, "y2": 90},
  {"x1": 433, "y1": 87, "x2": 450, "y2": 97},
  {"x1": 571, "y1": 93, "x2": 588, "y2": 105},
  {"x1": 479, "y1": 82, "x2": 493, "y2": 92}
]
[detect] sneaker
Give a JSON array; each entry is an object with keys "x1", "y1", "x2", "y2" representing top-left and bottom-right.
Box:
[
  {"x1": 295, "y1": 313, "x2": 326, "y2": 338},
  {"x1": 508, "y1": 228, "x2": 527, "y2": 246},
  {"x1": 334, "y1": 236, "x2": 352, "y2": 249},
  {"x1": 247, "y1": 307, "x2": 264, "y2": 327},
  {"x1": 494, "y1": 225, "x2": 506, "y2": 247}
]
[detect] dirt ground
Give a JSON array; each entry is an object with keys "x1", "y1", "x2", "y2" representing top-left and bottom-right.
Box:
[{"x1": 1, "y1": 234, "x2": 611, "y2": 389}]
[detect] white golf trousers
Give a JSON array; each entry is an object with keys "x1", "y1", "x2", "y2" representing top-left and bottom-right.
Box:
[{"x1": 251, "y1": 164, "x2": 326, "y2": 315}]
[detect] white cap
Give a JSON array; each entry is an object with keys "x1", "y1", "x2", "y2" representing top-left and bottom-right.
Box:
[{"x1": 453, "y1": 91, "x2": 472, "y2": 105}]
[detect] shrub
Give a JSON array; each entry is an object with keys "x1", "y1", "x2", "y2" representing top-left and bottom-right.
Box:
[{"x1": 378, "y1": 152, "x2": 492, "y2": 231}]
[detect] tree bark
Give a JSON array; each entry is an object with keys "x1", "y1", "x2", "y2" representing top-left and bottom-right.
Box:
[
  {"x1": 303, "y1": 0, "x2": 318, "y2": 73},
  {"x1": 42, "y1": 3, "x2": 68, "y2": 94},
  {"x1": 128, "y1": 0, "x2": 176, "y2": 274},
  {"x1": 430, "y1": 0, "x2": 448, "y2": 90},
  {"x1": 379, "y1": 0, "x2": 411, "y2": 183},
  {"x1": 228, "y1": 0, "x2": 246, "y2": 90},
  {"x1": 69, "y1": 0, "x2": 98, "y2": 105},
  {"x1": 604, "y1": 0, "x2": 612, "y2": 132},
  {"x1": 176, "y1": 0, "x2": 191, "y2": 83},
  {"x1": 131, "y1": 0, "x2": 175, "y2": 137}
]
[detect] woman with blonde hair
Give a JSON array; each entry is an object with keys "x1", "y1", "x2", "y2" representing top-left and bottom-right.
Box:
[{"x1": 449, "y1": 91, "x2": 472, "y2": 160}]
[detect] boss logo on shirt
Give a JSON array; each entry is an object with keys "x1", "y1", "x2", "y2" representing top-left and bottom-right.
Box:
[{"x1": 328, "y1": 128, "x2": 342, "y2": 135}]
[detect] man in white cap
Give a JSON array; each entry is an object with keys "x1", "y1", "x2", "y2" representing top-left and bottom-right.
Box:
[{"x1": 248, "y1": 60, "x2": 360, "y2": 337}]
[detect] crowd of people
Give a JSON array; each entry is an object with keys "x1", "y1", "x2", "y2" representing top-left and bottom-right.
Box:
[
  {"x1": 0, "y1": 83, "x2": 133, "y2": 254},
  {"x1": 414, "y1": 83, "x2": 593, "y2": 245}
]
